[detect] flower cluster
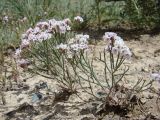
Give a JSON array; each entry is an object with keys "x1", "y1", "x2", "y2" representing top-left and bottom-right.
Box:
[
  {"x1": 74, "y1": 16, "x2": 84, "y2": 23},
  {"x1": 103, "y1": 32, "x2": 132, "y2": 59},
  {"x1": 56, "y1": 43, "x2": 68, "y2": 51},
  {"x1": 56, "y1": 34, "x2": 89, "y2": 58},
  {"x1": 20, "y1": 18, "x2": 71, "y2": 49},
  {"x1": 14, "y1": 48, "x2": 22, "y2": 59},
  {"x1": 75, "y1": 34, "x2": 89, "y2": 44},
  {"x1": 13, "y1": 48, "x2": 30, "y2": 69},
  {"x1": 14, "y1": 16, "x2": 85, "y2": 67},
  {"x1": 103, "y1": 32, "x2": 117, "y2": 41},
  {"x1": 15, "y1": 19, "x2": 68, "y2": 67},
  {"x1": 14, "y1": 18, "x2": 73, "y2": 57},
  {"x1": 151, "y1": 73, "x2": 160, "y2": 83},
  {"x1": 17, "y1": 59, "x2": 30, "y2": 69}
]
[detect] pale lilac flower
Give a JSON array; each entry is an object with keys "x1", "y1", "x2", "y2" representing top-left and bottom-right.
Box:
[
  {"x1": 37, "y1": 32, "x2": 52, "y2": 41},
  {"x1": 28, "y1": 34, "x2": 37, "y2": 42},
  {"x1": 26, "y1": 28, "x2": 33, "y2": 35},
  {"x1": 68, "y1": 34, "x2": 90, "y2": 52},
  {"x1": 75, "y1": 34, "x2": 90, "y2": 44},
  {"x1": 70, "y1": 44, "x2": 79, "y2": 51},
  {"x1": 51, "y1": 20, "x2": 70, "y2": 34},
  {"x1": 48, "y1": 19, "x2": 56, "y2": 26},
  {"x1": 74, "y1": 16, "x2": 84, "y2": 23},
  {"x1": 83, "y1": 35, "x2": 89, "y2": 39},
  {"x1": 36, "y1": 21, "x2": 49, "y2": 29},
  {"x1": 79, "y1": 44, "x2": 88, "y2": 50},
  {"x1": 111, "y1": 47, "x2": 118, "y2": 54},
  {"x1": 103, "y1": 32, "x2": 132, "y2": 60},
  {"x1": 114, "y1": 36, "x2": 125, "y2": 46},
  {"x1": 79, "y1": 37, "x2": 88, "y2": 44},
  {"x1": 122, "y1": 51, "x2": 132, "y2": 60},
  {"x1": 56, "y1": 43, "x2": 68, "y2": 50},
  {"x1": 33, "y1": 27, "x2": 41, "y2": 34},
  {"x1": 76, "y1": 34, "x2": 89, "y2": 40},
  {"x1": 103, "y1": 32, "x2": 117, "y2": 41},
  {"x1": 120, "y1": 47, "x2": 132, "y2": 59},
  {"x1": 21, "y1": 39, "x2": 30, "y2": 48},
  {"x1": 75, "y1": 34, "x2": 84, "y2": 39},
  {"x1": 59, "y1": 25, "x2": 67, "y2": 34},
  {"x1": 14, "y1": 48, "x2": 21, "y2": 58},
  {"x1": 17, "y1": 59, "x2": 30, "y2": 68}
]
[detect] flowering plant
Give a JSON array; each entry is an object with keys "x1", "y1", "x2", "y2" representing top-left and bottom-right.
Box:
[
  {"x1": 70, "y1": 32, "x2": 154, "y2": 115},
  {"x1": 16, "y1": 16, "x2": 154, "y2": 115},
  {"x1": 15, "y1": 17, "x2": 86, "y2": 94}
]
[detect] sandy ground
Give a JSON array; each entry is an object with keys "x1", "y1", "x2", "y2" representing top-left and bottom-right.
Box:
[{"x1": 0, "y1": 34, "x2": 160, "y2": 120}]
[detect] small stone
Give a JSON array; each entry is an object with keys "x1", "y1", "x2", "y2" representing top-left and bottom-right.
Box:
[
  {"x1": 140, "y1": 98, "x2": 147, "y2": 104},
  {"x1": 141, "y1": 67, "x2": 148, "y2": 72},
  {"x1": 81, "y1": 114, "x2": 95, "y2": 120},
  {"x1": 139, "y1": 115, "x2": 145, "y2": 119},
  {"x1": 125, "y1": 114, "x2": 132, "y2": 118},
  {"x1": 147, "y1": 94, "x2": 154, "y2": 99}
]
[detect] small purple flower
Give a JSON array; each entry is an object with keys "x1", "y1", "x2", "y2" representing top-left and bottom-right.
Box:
[
  {"x1": 17, "y1": 59, "x2": 30, "y2": 69},
  {"x1": 74, "y1": 16, "x2": 84, "y2": 23},
  {"x1": 103, "y1": 32, "x2": 117, "y2": 42}
]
